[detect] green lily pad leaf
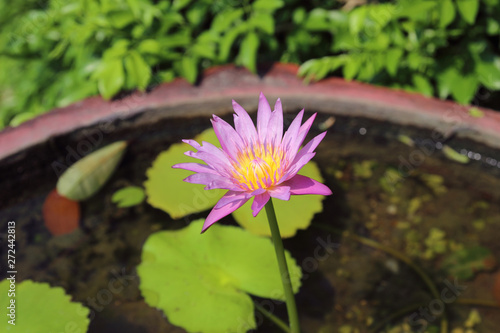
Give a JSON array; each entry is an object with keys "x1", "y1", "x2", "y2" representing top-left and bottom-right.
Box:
[
  {"x1": 137, "y1": 219, "x2": 302, "y2": 333},
  {"x1": 112, "y1": 186, "x2": 145, "y2": 207},
  {"x1": 57, "y1": 141, "x2": 127, "y2": 201},
  {"x1": 441, "y1": 246, "x2": 496, "y2": 280},
  {"x1": 232, "y1": 161, "x2": 326, "y2": 238},
  {"x1": 144, "y1": 129, "x2": 224, "y2": 219},
  {"x1": 0, "y1": 280, "x2": 90, "y2": 332},
  {"x1": 442, "y1": 145, "x2": 469, "y2": 164}
]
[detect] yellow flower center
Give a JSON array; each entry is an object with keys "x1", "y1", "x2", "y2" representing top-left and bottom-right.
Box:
[{"x1": 231, "y1": 143, "x2": 286, "y2": 191}]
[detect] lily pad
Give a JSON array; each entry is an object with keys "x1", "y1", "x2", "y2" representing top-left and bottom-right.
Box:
[
  {"x1": 441, "y1": 246, "x2": 496, "y2": 280},
  {"x1": 0, "y1": 280, "x2": 90, "y2": 332},
  {"x1": 232, "y1": 161, "x2": 327, "y2": 238},
  {"x1": 137, "y1": 219, "x2": 302, "y2": 333},
  {"x1": 57, "y1": 141, "x2": 127, "y2": 201},
  {"x1": 144, "y1": 129, "x2": 224, "y2": 219},
  {"x1": 112, "y1": 186, "x2": 145, "y2": 207}
]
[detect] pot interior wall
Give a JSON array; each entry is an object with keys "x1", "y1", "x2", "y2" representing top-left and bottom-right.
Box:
[{"x1": 1, "y1": 111, "x2": 500, "y2": 332}]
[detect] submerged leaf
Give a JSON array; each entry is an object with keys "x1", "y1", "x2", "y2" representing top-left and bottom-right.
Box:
[
  {"x1": 57, "y1": 141, "x2": 127, "y2": 201},
  {"x1": 43, "y1": 189, "x2": 80, "y2": 236},
  {"x1": 144, "y1": 129, "x2": 224, "y2": 219},
  {"x1": 441, "y1": 246, "x2": 496, "y2": 280},
  {"x1": 137, "y1": 220, "x2": 301, "y2": 333},
  {"x1": 0, "y1": 280, "x2": 90, "y2": 332},
  {"x1": 112, "y1": 186, "x2": 145, "y2": 207},
  {"x1": 442, "y1": 145, "x2": 469, "y2": 164},
  {"x1": 232, "y1": 161, "x2": 326, "y2": 238}
]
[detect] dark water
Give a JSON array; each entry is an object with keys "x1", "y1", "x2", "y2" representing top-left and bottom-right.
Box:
[{"x1": 1, "y1": 113, "x2": 500, "y2": 332}]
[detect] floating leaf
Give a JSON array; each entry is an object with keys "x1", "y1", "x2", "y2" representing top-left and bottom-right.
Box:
[
  {"x1": 232, "y1": 161, "x2": 326, "y2": 238},
  {"x1": 43, "y1": 189, "x2": 80, "y2": 236},
  {"x1": 137, "y1": 220, "x2": 302, "y2": 333},
  {"x1": 442, "y1": 145, "x2": 469, "y2": 164},
  {"x1": 57, "y1": 141, "x2": 127, "y2": 201},
  {"x1": 144, "y1": 129, "x2": 224, "y2": 219},
  {"x1": 0, "y1": 280, "x2": 90, "y2": 332},
  {"x1": 441, "y1": 246, "x2": 496, "y2": 280},
  {"x1": 112, "y1": 186, "x2": 145, "y2": 207}
]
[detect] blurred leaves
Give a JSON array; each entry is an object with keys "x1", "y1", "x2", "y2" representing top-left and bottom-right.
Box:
[{"x1": 0, "y1": 0, "x2": 499, "y2": 129}]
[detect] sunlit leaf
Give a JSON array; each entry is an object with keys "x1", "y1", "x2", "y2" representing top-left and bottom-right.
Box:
[
  {"x1": 0, "y1": 280, "x2": 90, "y2": 332},
  {"x1": 97, "y1": 58, "x2": 125, "y2": 99},
  {"x1": 237, "y1": 32, "x2": 260, "y2": 73},
  {"x1": 124, "y1": 50, "x2": 151, "y2": 90},
  {"x1": 112, "y1": 186, "x2": 145, "y2": 207},
  {"x1": 181, "y1": 56, "x2": 197, "y2": 84},
  {"x1": 232, "y1": 161, "x2": 326, "y2": 238},
  {"x1": 439, "y1": 0, "x2": 456, "y2": 28},
  {"x1": 57, "y1": 141, "x2": 127, "y2": 201},
  {"x1": 468, "y1": 107, "x2": 484, "y2": 118},
  {"x1": 144, "y1": 129, "x2": 224, "y2": 219},
  {"x1": 456, "y1": 0, "x2": 479, "y2": 25},
  {"x1": 137, "y1": 220, "x2": 301, "y2": 333}
]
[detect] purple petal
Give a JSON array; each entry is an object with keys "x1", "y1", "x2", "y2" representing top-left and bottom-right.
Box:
[
  {"x1": 251, "y1": 192, "x2": 271, "y2": 217},
  {"x1": 282, "y1": 109, "x2": 304, "y2": 152},
  {"x1": 172, "y1": 162, "x2": 218, "y2": 174},
  {"x1": 182, "y1": 139, "x2": 201, "y2": 150},
  {"x1": 283, "y1": 174, "x2": 332, "y2": 196},
  {"x1": 232, "y1": 100, "x2": 258, "y2": 145},
  {"x1": 257, "y1": 92, "x2": 272, "y2": 143},
  {"x1": 184, "y1": 173, "x2": 238, "y2": 191},
  {"x1": 287, "y1": 113, "x2": 317, "y2": 159},
  {"x1": 266, "y1": 98, "x2": 284, "y2": 146},
  {"x1": 294, "y1": 132, "x2": 327, "y2": 162},
  {"x1": 202, "y1": 194, "x2": 249, "y2": 232},
  {"x1": 215, "y1": 190, "x2": 250, "y2": 208},
  {"x1": 268, "y1": 185, "x2": 291, "y2": 201},
  {"x1": 211, "y1": 115, "x2": 244, "y2": 161},
  {"x1": 282, "y1": 152, "x2": 316, "y2": 181},
  {"x1": 185, "y1": 141, "x2": 233, "y2": 176}
]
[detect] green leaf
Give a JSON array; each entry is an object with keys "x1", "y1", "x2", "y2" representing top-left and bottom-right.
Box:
[
  {"x1": 112, "y1": 186, "x2": 145, "y2": 207},
  {"x1": 124, "y1": 50, "x2": 151, "y2": 90},
  {"x1": 385, "y1": 48, "x2": 404, "y2": 76},
  {"x1": 348, "y1": 5, "x2": 367, "y2": 35},
  {"x1": 237, "y1": 32, "x2": 260, "y2": 73},
  {"x1": 437, "y1": 67, "x2": 478, "y2": 104},
  {"x1": 0, "y1": 280, "x2": 90, "y2": 332},
  {"x1": 442, "y1": 145, "x2": 470, "y2": 164},
  {"x1": 412, "y1": 74, "x2": 434, "y2": 96},
  {"x1": 250, "y1": 13, "x2": 275, "y2": 34},
  {"x1": 441, "y1": 246, "x2": 496, "y2": 280},
  {"x1": 211, "y1": 9, "x2": 243, "y2": 33},
  {"x1": 232, "y1": 161, "x2": 326, "y2": 238},
  {"x1": 108, "y1": 10, "x2": 136, "y2": 29},
  {"x1": 455, "y1": 0, "x2": 479, "y2": 24},
  {"x1": 144, "y1": 129, "x2": 225, "y2": 219},
  {"x1": 57, "y1": 141, "x2": 127, "y2": 201},
  {"x1": 343, "y1": 55, "x2": 360, "y2": 80},
  {"x1": 252, "y1": 0, "x2": 284, "y2": 12},
  {"x1": 137, "y1": 220, "x2": 301, "y2": 333},
  {"x1": 96, "y1": 58, "x2": 125, "y2": 99},
  {"x1": 439, "y1": 0, "x2": 456, "y2": 28},
  {"x1": 138, "y1": 39, "x2": 161, "y2": 55},
  {"x1": 181, "y1": 56, "x2": 198, "y2": 84}
]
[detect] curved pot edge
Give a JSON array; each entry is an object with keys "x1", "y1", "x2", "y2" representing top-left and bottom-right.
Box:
[{"x1": 1, "y1": 63, "x2": 499, "y2": 161}]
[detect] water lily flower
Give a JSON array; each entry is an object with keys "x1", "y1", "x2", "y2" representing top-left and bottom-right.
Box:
[{"x1": 173, "y1": 93, "x2": 332, "y2": 232}]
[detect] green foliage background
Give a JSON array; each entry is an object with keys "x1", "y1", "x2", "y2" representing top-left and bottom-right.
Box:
[{"x1": 0, "y1": 0, "x2": 499, "y2": 129}]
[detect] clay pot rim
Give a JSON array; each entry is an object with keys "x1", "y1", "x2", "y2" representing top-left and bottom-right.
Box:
[{"x1": 1, "y1": 63, "x2": 499, "y2": 161}]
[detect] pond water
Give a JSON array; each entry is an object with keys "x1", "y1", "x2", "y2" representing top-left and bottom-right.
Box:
[{"x1": 1, "y1": 112, "x2": 500, "y2": 333}]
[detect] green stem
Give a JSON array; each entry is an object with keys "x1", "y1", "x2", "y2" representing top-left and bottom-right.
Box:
[
  {"x1": 265, "y1": 198, "x2": 301, "y2": 333},
  {"x1": 254, "y1": 301, "x2": 291, "y2": 333}
]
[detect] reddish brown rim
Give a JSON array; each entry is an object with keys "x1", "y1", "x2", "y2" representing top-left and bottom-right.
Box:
[{"x1": 1, "y1": 63, "x2": 499, "y2": 161}]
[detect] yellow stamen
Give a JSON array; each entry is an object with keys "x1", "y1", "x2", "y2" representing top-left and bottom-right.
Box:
[{"x1": 231, "y1": 143, "x2": 285, "y2": 191}]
